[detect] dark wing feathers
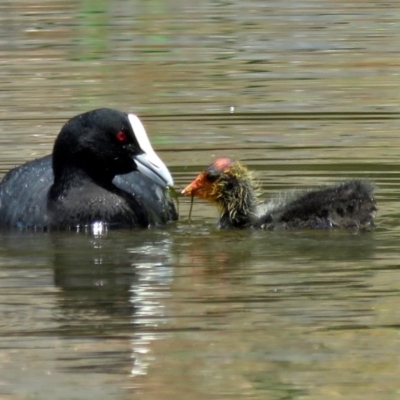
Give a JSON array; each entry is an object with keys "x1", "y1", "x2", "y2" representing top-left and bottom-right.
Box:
[{"x1": 257, "y1": 180, "x2": 376, "y2": 229}]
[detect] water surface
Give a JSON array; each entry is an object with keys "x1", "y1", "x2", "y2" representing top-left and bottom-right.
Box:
[{"x1": 1, "y1": 1, "x2": 400, "y2": 399}]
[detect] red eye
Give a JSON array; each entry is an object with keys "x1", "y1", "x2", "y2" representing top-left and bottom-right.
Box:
[{"x1": 116, "y1": 131, "x2": 127, "y2": 142}]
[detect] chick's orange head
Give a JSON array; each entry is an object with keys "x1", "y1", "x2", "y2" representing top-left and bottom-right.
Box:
[{"x1": 181, "y1": 158, "x2": 235, "y2": 201}]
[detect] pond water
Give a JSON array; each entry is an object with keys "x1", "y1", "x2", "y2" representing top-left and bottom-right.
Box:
[{"x1": 1, "y1": 1, "x2": 400, "y2": 399}]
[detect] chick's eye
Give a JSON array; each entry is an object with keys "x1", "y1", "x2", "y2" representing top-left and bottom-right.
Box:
[
  {"x1": 205, "y1": 172, "x2": 219, "y2": 183},
  {"x1": 116, "y1": 131, "x2": 128, "y2": 143}
]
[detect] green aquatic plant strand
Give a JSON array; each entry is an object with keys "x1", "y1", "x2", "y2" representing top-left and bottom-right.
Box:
[{"x1": 168, "y1": 186, "x2": 180, "y2": 217}]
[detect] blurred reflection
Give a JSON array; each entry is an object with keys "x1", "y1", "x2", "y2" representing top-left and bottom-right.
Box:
[
  {"x1": 49, "y1": 230, "x2": 174, "y2": 377},
  {"x1": 172, "y1": 223, "x2": 378, "y2": 273}
]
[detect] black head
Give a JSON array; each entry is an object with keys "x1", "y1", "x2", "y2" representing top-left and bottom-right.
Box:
[{"x1": 52, "y1": 108, "x2": 173, "y2": 187}]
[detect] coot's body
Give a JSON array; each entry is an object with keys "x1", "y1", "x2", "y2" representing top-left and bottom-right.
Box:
[
  {"x1": 0, "y1": 155, "x2": 177, "y2": 229},
  {"x1": 0, "y1": 109, "x2": 177, "y2": 230}
]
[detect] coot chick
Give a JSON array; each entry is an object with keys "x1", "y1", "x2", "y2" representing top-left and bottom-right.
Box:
[
  {"x1": 0, "y1": 108, "x2": 178, "y2": 230},
  {"x1": 182, "y1": 158, "x2": 376, "y2": 229}
]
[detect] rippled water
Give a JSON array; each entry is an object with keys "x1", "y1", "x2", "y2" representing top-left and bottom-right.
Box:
[{"x1": 1, "y1": 1, "x2": 400, "y2": 399}]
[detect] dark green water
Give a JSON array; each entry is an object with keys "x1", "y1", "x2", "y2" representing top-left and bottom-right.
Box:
[{"x1": 0, "y1": 1, "x2": 400, "y2": 399}]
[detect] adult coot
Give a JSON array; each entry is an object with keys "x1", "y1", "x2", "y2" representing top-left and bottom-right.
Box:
[
  {"x1": 0, "y1": 108, "x2": 178, "y2": 229},
  {"x1": 182, "y1": 157, "x2": 377, "y2": 229}
]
